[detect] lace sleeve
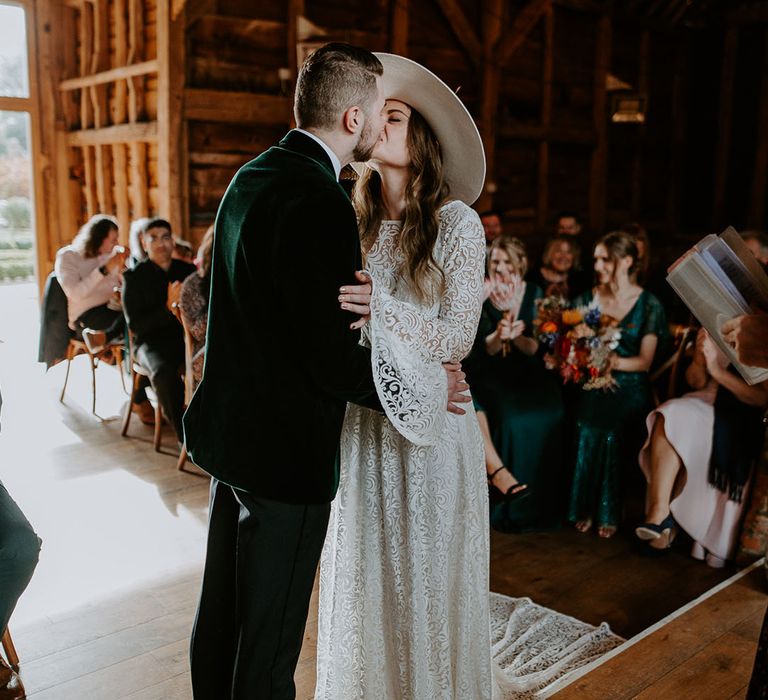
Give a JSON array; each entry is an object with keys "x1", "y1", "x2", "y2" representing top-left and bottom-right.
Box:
[{"x1": 367, "y1": 201, "x2": 485, "y2": 446}]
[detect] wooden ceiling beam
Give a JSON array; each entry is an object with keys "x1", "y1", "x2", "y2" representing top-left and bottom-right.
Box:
[
  {"x1": 495, "y1": 0, "x2": 551, "y2": 69},
  {"x1": 435, "y1": 0, "x2": 482, "y2": 69},
  {"x1": 68, "y1": 121, "x2": 158, "y2": 146}
]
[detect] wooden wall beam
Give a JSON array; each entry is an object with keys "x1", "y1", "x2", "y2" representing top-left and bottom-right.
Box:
[
  {"x1": 537, "y1": 4, "x2": 554, "y2": 230},
  {"x1": 588, "y1": 13, "x2": 611, "y2": 235},
  {"x1": 500, "y1": 124, "x2": 596, "y2": 145},
  {"x1": 631, "y1": 30, "x2": 649, "y2": 216},
  {"x1": 749, "y1": 29, "x2": 768, "y2": 228},
  {"x1": 157, "y1": 0, "x2": 187, "y2": 233},
  {"x1": 127, "y1": 0, "x2": 146, "y2": 123},
  {"x1": 477, "y1": 0, "x2": 504, "y2": 212},
  {"x1": 435, "y1": 0, "x2": 482, "y2": 69},
  {"x1": 68, "y1": 122, "x2": 159, "y2": 146},
  {"x1": 667, "y1": 36, "x2": 687, "y2": 230},
  {"x1": 130, "y1": 142, "x2": 150, "y2": 215},
  {"x1": 185, "y1": 89, "x2": 293, "y2": 124},
  {"x1": 713, "y1": 27, "x2": 738, "y2": 226},
  {"x1": 389, "y1": 0, "x2": 409, "y2": 55},
  {"x1": 80, "y1": 2, "x2": 94, "y2": 128},
  {"x1": 60, "y1": 60, "x2": 158, "y2": 92},
  {"x1": 495, "y1": 0, "x2": 551, "y2": 69},
  {"x1": 287, "y1": 0, "x2": 304, "y2": 118}
]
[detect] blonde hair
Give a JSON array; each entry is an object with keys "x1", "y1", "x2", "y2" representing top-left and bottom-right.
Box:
[
  {"x1": 541, "y1": 235, "x2": 580, "y2": 270},
  {"x1": 489, "y1": 236, "x2": 528, "y2": 277}
]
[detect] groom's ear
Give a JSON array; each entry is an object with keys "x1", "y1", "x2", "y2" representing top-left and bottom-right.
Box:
[{"x1": 342, "y1": 106, "x2": 363, "y2": 135}]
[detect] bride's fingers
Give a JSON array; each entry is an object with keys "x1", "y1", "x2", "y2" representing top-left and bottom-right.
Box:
[
  {"x1": 447, "y1": 402, "x2": 467, "y2": 415},
  {"x1": 339, "y1": 293, "x2": 371, "y2": 304},
  {"x1": 349, "y1": 317, "x2": 368, "y2": 330},
  {"x1": 341, "y1": 302, "x2": 370, "y2": 314}
]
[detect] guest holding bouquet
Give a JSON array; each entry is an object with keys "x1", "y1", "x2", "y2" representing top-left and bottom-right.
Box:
[
  {"x1": 568, "y1": 231, "x2": 668, "y2": 538},
  {"x1": 469, "y1": 236, "x2": 565, "y2": 531}
]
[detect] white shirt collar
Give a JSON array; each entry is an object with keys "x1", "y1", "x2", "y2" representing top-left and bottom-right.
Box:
[{"x1": 294, "y1": 128, "x2": 342, "y2": 181}]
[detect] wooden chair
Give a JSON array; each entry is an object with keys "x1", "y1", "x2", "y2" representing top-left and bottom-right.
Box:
[
  {"x1": 650, "y1": 324, "x2": 698, "y2": 406},
  {"x1": 59, "y1": 337, "x2": 126, "y2": 415},
  {"x1": 172, "y1": 302, "x2": 196, "y2": 472},
  {"x1": 2, "y1": 628, "x2": 19, "y2": 671},
  {"x1": 120, "y1": 331, "x2": 163, "y2": 451}
]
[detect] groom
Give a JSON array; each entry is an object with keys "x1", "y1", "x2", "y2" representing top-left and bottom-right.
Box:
[{"x1": 183, "y1": 43, "x2": 468, "y2": 699}]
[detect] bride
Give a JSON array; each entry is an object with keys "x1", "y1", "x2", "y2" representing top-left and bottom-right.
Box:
[{"x1": 315, "y1": 53, "x2": 493, "y2": 698}]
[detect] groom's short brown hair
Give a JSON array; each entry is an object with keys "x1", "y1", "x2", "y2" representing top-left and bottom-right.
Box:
[{"x1": 294, "y1": 43, "x2": 383, "y2": 131}]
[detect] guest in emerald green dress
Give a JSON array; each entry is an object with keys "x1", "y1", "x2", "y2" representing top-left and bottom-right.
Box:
[
  {"x1": 568, "y1": 231, "x2": 668, "y2": 538},
  {"x1": 469, "y1": 236, "x2": 565, "y2": 531}
]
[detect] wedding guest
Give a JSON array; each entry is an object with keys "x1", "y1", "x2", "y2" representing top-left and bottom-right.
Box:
[
  {"x1": 0, "y1": 388, "x2": 40, "y2": 697},
  {"x1": 636, "y1": 329, "x2": 767, "y2": 565},
  {"x1": 743, "y1": 231, "x2": 768, "y2": 266},
  {"x1": 557, "y1": 211, "x2": 583, "y2": 237},
  {"x1": 173, "y1": 238, "x2": 195, "y2": 264},
  {"x1": 122, "y1": 218, "x2": 195, "y2": 444},
  {"x1": 528, "y1": 235, "x2": 590, "y2": 301},
  {"x1": 479, "y1": 209, "x2": 503, "y2": 248},
  {"x1": 470, "y1": 236, "x2": 565, "y2": 531},
  {"x1": 54, "y1": 214, "x2": 127, "y2": 348},
  {"x1": 620, "y1": 222, "x2": 650, "y2": 284},
  {"x1": 179, "y1": 226, "x2": 214, "y2": 388},
  {"x1": 569, "y1": 231, "x2": 668, "y2": 538},
  {"x1": 127, "y1": 217, "x2": 150, "y2": 269}
]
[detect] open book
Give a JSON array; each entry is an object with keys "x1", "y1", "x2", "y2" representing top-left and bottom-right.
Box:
[{"x1": 667, "y1": 226, "x2": 768, "y2": 385}]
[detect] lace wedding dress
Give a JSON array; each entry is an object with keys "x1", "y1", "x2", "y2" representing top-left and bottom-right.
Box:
[{"x1": 315, "y1": 201, "x2": 622, "y2": 699}]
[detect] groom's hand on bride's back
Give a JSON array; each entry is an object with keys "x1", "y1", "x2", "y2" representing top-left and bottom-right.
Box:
[
  {"x1": 339, "y1": 270, "x2": 372, "y2": 330},
  {"x1": 444, "y1": 363, "x2": 471, "y2": 415}
]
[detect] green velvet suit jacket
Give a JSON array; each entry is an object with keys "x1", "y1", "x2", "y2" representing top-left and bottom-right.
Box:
[{"x1": 183, "y1": 130, "x2": 379, "y2": 504}]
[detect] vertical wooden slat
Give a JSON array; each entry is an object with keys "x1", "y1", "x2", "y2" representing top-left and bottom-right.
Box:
[
  {"x1": 157, "y1": 0, "x2": 186, "y2": 232},
  {"x1": 62, "y1": 6, "x2": 80, "y2": 130},
  {"x1": 390, "y1": 0, "x2": 409, "y2": 55},
  {"x1": 288, "y1": 0, "x2": 304, "y2": 94},
  {"x1": 478, "y1": 0, "x2": 505, "y2": 213},
  {"x1": 114, "y1": 0, "x2": 128, "y2": 124},
  {"x1": 80, "y1": 1, "x2": 94, "y2": 129},
  {"x1": 631, "y1": 30, "x2": 650, "y2": 217},
  {"x1": 130, "y1": 142, "x2": 149, "y2": 215},
  {"x1": 83, "y1": 145, "x2": 96, "y2": 217},
  {"x1": 589, "y1": 14, "x2": 611, "y2": 236},
  {"x1": 667, "y1": 36, "x2": 687, "y2": 230},
  {"x1": 749, "y1": 30, "x2": 768, "y2": 229},
  {"x1": 113, "y1": 145, "x2": 130, "y2": 241},
  {"x1": 537, "y1": 4, "x2": 554, "y2": 230},
  {"x1": 127, "y1": 0, "x2": 145, "y2": 123},
  {"x1": 713, "y1": 27, "x2": 738, "y2": 226}
]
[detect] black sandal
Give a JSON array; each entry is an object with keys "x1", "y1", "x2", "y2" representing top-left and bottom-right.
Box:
[{"x1": 488, "y1": 466, "x2": 530, "y2": 502}]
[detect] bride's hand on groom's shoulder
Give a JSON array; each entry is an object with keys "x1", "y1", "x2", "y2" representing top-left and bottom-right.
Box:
[
  {"x1": 339, "y1": 270, "x2": 372, "y2": 330},
  {"x1": 443, "y1": 362, "x2": 471, "y2": 415}
]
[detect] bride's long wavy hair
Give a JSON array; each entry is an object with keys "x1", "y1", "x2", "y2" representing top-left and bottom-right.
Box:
[{"x1": 353, "y1": 107, "x2": 450, "y2": 304}]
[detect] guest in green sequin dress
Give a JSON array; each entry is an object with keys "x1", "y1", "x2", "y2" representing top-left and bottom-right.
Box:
[
  {"x1": 568, "y1": 231, "x2": 668, "y2": 538},
  {"x1": 468, "y1": 237, "x2": 565, "y2": 531}
]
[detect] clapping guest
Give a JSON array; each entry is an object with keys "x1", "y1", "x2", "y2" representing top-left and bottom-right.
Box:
[
  {"x1": 54, "y1": 214, "x2": 127, "y2": 350},
  {"x1": 179, "y1": 226, "x2": 214, "y2": 388},
  {"x1": 469, "y1": 236, "x2": 565, "y2": 531},
  {"x1": 122, "y1": 218, "x2": 195, "y2": 444},
  {"x1": 528, "y1": 235, "x2": 590, "y2": 301},
  {"x1": 637, "y1": 329, "x2": 767, "y2": 565},
  {"x1": 569, "y1": 231, "x2": 668, "y2": 538}
]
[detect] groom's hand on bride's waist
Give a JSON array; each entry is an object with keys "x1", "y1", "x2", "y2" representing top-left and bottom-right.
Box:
[
  {"x1": 444, "y1": 362, "x2": 471, "y2": 415},
  {"x1": 339, "y1": 270, "x2": 372, "y2": 330}
]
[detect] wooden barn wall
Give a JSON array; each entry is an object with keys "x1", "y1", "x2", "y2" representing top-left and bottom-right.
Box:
[{"x1": 30, "y1": 0, "x2": 768, "y2": 284}]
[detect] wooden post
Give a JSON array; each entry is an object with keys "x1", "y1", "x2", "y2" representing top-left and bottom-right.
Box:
[
  {"x1": 749, "y1": 29, "x2": 768, "y2": 229},
  {"x1": 589, "y1": 14, "x2": 611, "y2": 237},
  {"x1": 157, "y1": 0, "x2": 186, "y2": 233},
  {"x1": 477, "y1": 0, "x2": 504, "y2": 213},
  {"x1": 713, "y1": 27, "x2": 738, "y2": 227},
  {"x1": 667, "y1": 36, "x2": 687, "y2": 232},
  {"x1": 390, "y1": 0, "x2": 409, "y2": 55},
  {"x1": 537, "y1": 4, "x2": 554, "y2": 230},
  {"x1": 631, "y1": 30, "x2": 649, "y2": 217},
  {"x1": 127, "y1": 0, "x2": 146, "y2": 123},
  {"x1": 80, "y1": 2, "x2": 94, "y2": 129}
]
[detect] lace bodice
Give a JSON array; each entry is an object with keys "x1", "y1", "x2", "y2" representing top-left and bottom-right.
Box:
[{"x1": 364, "y1": 200, "x2": 486, "y2": 446}]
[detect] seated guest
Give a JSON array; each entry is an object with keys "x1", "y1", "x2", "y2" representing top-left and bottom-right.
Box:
[
  {"x1": 637, "y1": 329, "x2": 768, "y2": 566},
  {"x1": 479, "y1": 209, "x2": 503, "y2": 250},
  {"x1": 556, "y1": 211, "x2": 583, "y2": 238},
  {"x1": 173, "y1": 238, "x2": 195, "y2": 264},
  {"x1": 528, "y1": 235, "x2": 590, "y2": 301},
  {"x1": 179, "y1": 226, "x2": 214, "y2": 388},
  {"x1": 128, "y1": 217, "x2": 150, "y2": 269},
  {"x1": 569, "y1": 231, "x2": 668, "y2": 538},
  {"x1": 122, "y1": 218, "x2": 195, "y2": 444},
  {"x1": 468, "y1": 236, "x2": 565, "y2": 532},
  {"x1": 742, "y1": 230, "x2": 768, "y2": 267},
  {"x1": 55, "y1": 214, "x2": 126, "y2": 346}
]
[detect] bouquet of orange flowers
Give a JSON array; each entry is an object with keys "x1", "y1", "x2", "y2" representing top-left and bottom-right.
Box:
[{"x1": 533, "y1": 297, "x2": 622, "y2": 390}]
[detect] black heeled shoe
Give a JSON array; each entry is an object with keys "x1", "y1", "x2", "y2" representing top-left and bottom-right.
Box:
[
  {"x1": 635, "y1": 513, "x2": 676, "y2": 542},
  {"x1": 488, "y1": 466, "x2": 530, "y2": 502}
]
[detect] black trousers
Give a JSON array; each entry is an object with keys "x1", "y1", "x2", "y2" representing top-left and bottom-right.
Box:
[
  {"x1": 191, "y1": 480, "x2": 331, "y2": 700},
  {"x1": 75, "y1": 304, "x2": 124, "y2": 343},
  {"x1": 135, "y1": 334, "x2": 185, "y2": 441},
  {"x1": 0, "y1": 481, "x2": 40, "y2": 636}
]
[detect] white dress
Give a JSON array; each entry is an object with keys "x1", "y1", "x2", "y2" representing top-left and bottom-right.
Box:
[
  {"x1": 315, "y1": 201, "x2": 623, "y2": 699},
  {"x1": 315, "y1": 200, "x2": 492, "y2": 699}
]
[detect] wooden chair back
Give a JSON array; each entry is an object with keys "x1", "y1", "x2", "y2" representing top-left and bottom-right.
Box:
[{"x1": 650, "y1": 324, "x2": 698, "y2": 406}]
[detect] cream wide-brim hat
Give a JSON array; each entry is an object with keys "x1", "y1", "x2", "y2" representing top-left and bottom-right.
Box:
[{"x1": 354, "y1": 53, "x2": 486, "y2": 206}]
